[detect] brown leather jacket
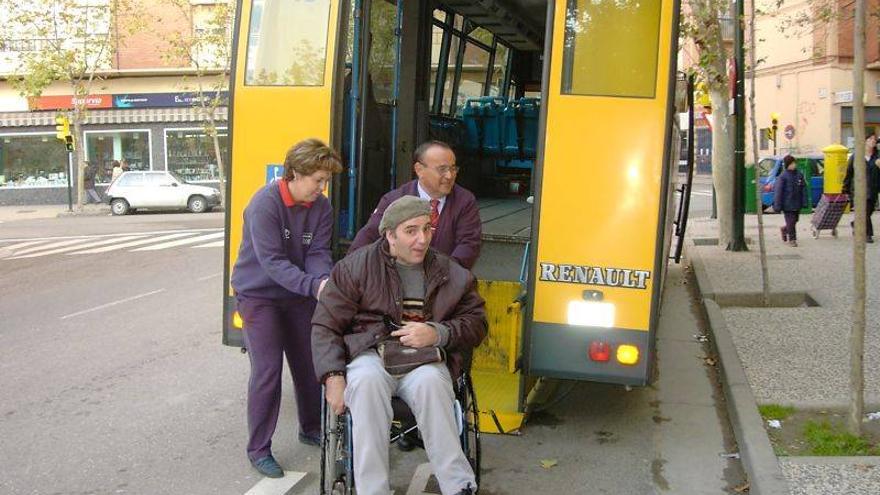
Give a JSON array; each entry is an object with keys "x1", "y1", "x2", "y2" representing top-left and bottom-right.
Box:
[{"x1": 312, "y1": 239, "x2": 487, "y2": 382}]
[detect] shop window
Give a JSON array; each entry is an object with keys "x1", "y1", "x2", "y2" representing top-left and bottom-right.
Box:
[
  {"x1": 85, "y1": 130, "x2": 151, "y2": 184},
  {"x1": 561, "y1": 0, "x2": 661, "y2": 98},
  {"x1": 245, "y1": 0, "x2": 331, "y2": 86},
  {"x1": 165, "y1": 128, "x2": 229, "y2": 183},
  {"x1": 0, "y1": 134, "x2": 68, "y2": 188}
]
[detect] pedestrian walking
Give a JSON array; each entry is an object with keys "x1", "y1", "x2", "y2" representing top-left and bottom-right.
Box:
[
  {"x1": 110, "y1": 160, "x2": 123, "y2": 182},
  {"x1": 230, "y1": 138, "x2": 343, "y2": 479},
  {"x1": 843, "y1": 135, "x2": 880, "y2": 243},
  {"x1": 83, "y1": 161, "x2": 102, "y2": 204},
  {"x1": 773, "y1": 155, "x2": 807, "y2": 247}
]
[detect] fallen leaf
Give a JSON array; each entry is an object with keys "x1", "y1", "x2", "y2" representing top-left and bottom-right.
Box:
[
  {"x1": 540, "y1": 459, "x2": 558, "y2": 469},
  {"x1": 734, "y1": 481, "x2": 750, "y2": 492}
]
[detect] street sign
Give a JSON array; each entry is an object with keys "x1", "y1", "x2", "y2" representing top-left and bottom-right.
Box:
[{"x1": 784, "y1": 124, "x2": 795, "y2": 140}]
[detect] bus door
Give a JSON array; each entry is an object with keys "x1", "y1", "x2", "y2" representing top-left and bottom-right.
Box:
[
  {"x1": 223, "y1": 0, "x2": 344, "y2": 347},
  {"x1": 524, "y1": 0, "x2": 680, "y2": 385}
]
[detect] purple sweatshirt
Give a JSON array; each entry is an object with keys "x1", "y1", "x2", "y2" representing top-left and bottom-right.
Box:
[
  {"x1": 348, "y1": 180, "x2": 482, "y2": 269},
  {"x1": 231, "y1": 179, "x2": 333, "y2": 300}
]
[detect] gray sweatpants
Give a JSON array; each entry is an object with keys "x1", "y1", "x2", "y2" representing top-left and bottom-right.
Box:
[{"x1": 344, "y1": 351, "x2": 476, "y2": 495}]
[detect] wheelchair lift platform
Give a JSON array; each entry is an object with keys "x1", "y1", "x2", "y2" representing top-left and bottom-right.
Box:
[{"x1": 473, "y1": 279, "x2": 527, "y2": 434}]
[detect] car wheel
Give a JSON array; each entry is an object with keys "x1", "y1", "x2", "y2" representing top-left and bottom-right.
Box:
[
  {"x1": 110, "y1": 198, "x2": 130, "y2": 216},
  {"x1": 188, "y1": 195, "x2": 208, "y2": 213}
]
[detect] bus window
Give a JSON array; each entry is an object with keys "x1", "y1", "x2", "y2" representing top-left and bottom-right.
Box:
[
  {"x1": 488, "y1": 43, "x2": 510, "y2": 97},
  {"x1": 244, "y1": 0, "x2": 332, "y2": 86},
  {"x1": 455, "y1": 40, "x2": 491, "y2": 112},
  {"x1": 561, "y1": 0, "x2": 661, "y2": 98},
  {"x1": 441, "y1": 34, "x2": 462, "y2": 114}
]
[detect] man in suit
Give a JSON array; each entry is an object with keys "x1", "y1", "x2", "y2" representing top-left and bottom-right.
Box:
[{"x1": 348, "y1": 141, "x2": 482, "y2": 269}]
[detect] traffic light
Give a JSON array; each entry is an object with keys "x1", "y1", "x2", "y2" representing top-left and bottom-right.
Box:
[{"x1": 55, "y1": 115, "x2": 70, "y2": 141}]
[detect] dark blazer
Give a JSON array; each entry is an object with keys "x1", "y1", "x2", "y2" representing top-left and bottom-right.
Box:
[
  {"x1": 843, "y1": 155, "x2": 880, "y2": 204},
  {"x1": 348, "y1": 180, "x2": 482, "y2": 269}
]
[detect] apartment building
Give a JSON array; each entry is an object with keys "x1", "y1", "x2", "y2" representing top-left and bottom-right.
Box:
[{"x1": 0, "y1": 0, "x2": 230, "y2": 205}]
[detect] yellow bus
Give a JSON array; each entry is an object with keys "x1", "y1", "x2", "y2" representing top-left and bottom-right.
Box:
[{"x1": 224, "y1": 0, "x2": 683, "y2": 428}]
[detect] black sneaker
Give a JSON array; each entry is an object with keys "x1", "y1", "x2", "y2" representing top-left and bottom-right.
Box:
[
  {"x1": 298, "y1": 431, "x2": 321, "y2": 446},
  {"x1": 868, "y1": 236, "x2": 875, "y2": 244},
  {"x1": 251, "y1": 455, "x2": 284, "y2": 478},
  {"x1": 455, "y1": 484, "x2": 476, "y2": 495}
]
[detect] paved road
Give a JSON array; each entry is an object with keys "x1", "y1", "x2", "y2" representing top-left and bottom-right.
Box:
[{"x1": 0, "y1": 212, "x2": 743, "y2": 494}]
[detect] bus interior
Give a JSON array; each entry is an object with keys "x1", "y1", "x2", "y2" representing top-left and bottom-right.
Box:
[{"x1": 335, "y1": 0, "x2": 547, "y2": 281}]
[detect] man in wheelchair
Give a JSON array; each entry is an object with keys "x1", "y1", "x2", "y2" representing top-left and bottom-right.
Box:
[{"x1": 312, "y1": 196, "x2": 487, "y2": 495}]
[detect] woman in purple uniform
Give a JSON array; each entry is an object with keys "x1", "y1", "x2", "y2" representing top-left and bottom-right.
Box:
[{"x1": 231, "y1": 139, "x2": 342, "y2": 478}]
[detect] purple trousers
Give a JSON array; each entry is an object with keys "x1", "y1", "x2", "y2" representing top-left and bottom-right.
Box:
[
  {"x1": 783, "y1": 211, "x2": 799, "y2": 240},
  {"x1": 237, "y1": 295, "x2": 321, "y2": 461}
]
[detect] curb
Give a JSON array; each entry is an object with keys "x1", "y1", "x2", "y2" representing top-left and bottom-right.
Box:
[
  {"x1": 56, "y1": 205, "x2": 111, "y2": 217},
  {"x1": 686, "y1": 244, "x2": 791, "y2": 495}
]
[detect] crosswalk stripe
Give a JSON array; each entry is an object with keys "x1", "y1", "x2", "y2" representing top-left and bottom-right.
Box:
[
  {"x1": 10, "y1": 237, "x2": 102, "y2": 256},
  {"x1": 243, "y1": 471, "x2": 308, "y2": 495},
  {"x1": 1, "y1": 227, "x2": 222, "y2": 244},
  {"x1": 131, "y1": 232, "x2": 225, "y2": 251},
  {"x1": 0, "y1": 239, "x2": 50, "y2": 252},
  {"x1": 70, "y1": 232, "x2": 197, "y2": 254},
  {"x1": 8, "y1": 235, "x2": 147, "y2": 259},
  {"x1": 192, "y1": 240, "x2": 224, "y2": 248}
]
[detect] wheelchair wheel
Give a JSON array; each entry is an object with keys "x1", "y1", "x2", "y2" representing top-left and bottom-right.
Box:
[
  {"x1": 321, "y1": 400, "x2": 353, "y2": 495},
  {"x1": 458, "y1": 374, "x2": 481, "y2": 489}
]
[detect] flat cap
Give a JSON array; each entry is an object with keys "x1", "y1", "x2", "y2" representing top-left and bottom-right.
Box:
[{"x1": 379, "y1": 196, "x2": 432, "y2": 234}]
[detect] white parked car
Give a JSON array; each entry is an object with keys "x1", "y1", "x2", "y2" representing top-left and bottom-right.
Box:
[{"x1": 105, "y1": 171, "x2": 221, "y2": 215}]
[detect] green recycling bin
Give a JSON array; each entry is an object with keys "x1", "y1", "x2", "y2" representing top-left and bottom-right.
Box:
[{"x1": 745, "y1": 165, "x2": 757, "y2": 214}]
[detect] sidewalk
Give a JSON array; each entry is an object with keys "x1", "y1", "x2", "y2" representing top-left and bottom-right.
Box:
[
  {"x1": 0, "y1": 204, "x2": 109, "y2": 224},
  {"x1": 686, "y1": 212, "x2": 880, "y2": 494}
]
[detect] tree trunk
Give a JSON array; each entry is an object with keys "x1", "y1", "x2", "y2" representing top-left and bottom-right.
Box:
[
  {"x1": 748, "y1": 0, "x2": 770, "y2": 306},
  {"x1": 709, "y1": 88, "x2": 734, "y2": 247},
  {"x1": 72, "y1": 119, "x2": 85, "y2": 211},
  {"x1": 211, "y1": 122, "x2": 226, "y2": 208},
  {"x1": 848, "y1": 0, "x2": 867, "y2": 437}
]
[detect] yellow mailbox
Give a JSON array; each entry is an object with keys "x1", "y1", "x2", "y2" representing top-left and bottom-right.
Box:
[{"x1": 823, "y1": 144, "x2": 849, "y2": 194}]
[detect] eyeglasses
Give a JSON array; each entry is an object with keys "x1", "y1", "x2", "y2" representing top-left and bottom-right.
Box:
[{"x1": 417, "y1": 161, "x2": 459, "y2": 176}]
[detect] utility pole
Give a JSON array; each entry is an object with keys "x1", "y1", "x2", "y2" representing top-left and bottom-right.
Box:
[{"x1": 729, "y1": 0, "x2": 747, "y2": 251}]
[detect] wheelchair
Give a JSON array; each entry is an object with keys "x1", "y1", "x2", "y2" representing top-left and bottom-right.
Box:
[{"x1": 320, "y1": 371, "x2": 481, "y2": 494}]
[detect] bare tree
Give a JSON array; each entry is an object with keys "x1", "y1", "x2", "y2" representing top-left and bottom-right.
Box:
[
  {"x1": 4, "y1": 0, "x2": 144, "y2": 210},
  {"x1": 682, "y1": 0, "x2": 737, "y2": 248},
  {"x1": 848, "y1": 0, "x2": 867, "y2": 436},
  {"x1": 746, "y1": 0, "x2": 771, "y2": 305},
  {"x1": 160, "y1": 0, "x2": 234, "y2": 207}
]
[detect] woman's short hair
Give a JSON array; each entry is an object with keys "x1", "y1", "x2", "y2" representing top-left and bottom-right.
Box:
[
  {"x1": 283, "y1": 138, "x2": 343, "y2": 180},
  {"x1": 783, "y1": 155, "x2": 796, "y2": 167}
]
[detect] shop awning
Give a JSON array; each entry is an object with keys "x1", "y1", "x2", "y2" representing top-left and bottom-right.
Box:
[{"x1": 0, "y1": 107, "x2": 227, "y2": 127}]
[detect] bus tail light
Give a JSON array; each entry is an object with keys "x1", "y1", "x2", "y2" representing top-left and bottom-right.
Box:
[
  {"x1": 616, "y1": 344, "x2": 640, "y2": 365},
  {"x1": 589, "y1": 341, "x2": 611, "y2": 362},
  {"x1": 233, "y1": 311, "x2": 244, "y2": 329}
]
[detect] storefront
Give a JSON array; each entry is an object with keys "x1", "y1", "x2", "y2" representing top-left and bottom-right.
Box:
[{"x1": 0, "y1": 104, "x2": 227, "y2": 206}]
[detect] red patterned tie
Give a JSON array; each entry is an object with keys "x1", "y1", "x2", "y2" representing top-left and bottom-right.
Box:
[{"x1": 430, "y1": 199, "x2": 440, "y2": 230}]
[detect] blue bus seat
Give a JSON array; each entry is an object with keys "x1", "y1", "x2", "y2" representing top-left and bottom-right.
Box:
[
  {"x1": 461, "y1": 97, "x2": 506, "y2": 154},
  {"x1": 502, "y1": 97, "x2": 540, "y2": 159}
]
